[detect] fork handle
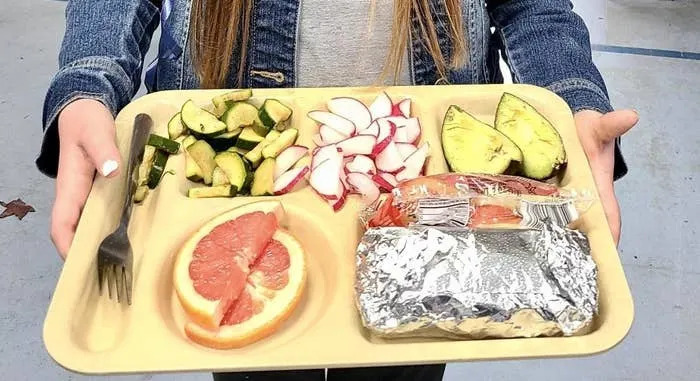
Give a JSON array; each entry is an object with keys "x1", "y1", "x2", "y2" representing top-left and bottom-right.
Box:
[{"x1": 119, "y1": 114, "x2": 153, "y2": 228}]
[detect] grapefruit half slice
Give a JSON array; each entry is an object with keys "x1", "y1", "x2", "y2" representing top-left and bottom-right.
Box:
[
  {"x1": 184, "y1": 229, "x2": 307, "y2": 349},
  {"x1": 173, "y1": 201, "x2": 285, "y2": 330}
]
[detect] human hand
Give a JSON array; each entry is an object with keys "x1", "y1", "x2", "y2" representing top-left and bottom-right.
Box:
[
  {"x1": 574, "y1": 109, "x2": 638, "y2": 245},
  {"x1": 51, "y1": 99, "x2": 121, "y2": 258}
]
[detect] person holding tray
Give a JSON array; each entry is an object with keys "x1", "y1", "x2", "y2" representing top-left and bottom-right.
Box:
[{"x1": 37, "y1": 0, "x2": 638, "y2": 380}]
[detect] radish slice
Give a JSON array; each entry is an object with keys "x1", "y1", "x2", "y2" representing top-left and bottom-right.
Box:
[
  {"x1": 380, "y1": 172, "x2": 398, "y2": 187},
  {"x1": 397, "y1": 98, "x2": 411, "y2": 117},
  {"x1": 373, "y1": 119, "x2": 397, "y2": 156},
  {"x1": 310, "y1": 147, "x2": 343, "y2": 198},
  {"x1": 328, "y1": 97, "x2": 372, "y2": 131},
  {"x1": 363, "y1": 121, "x2": 380, "y2": 137},
  {"x1": 378, "y1": 116, "x2": 409, "y2": 128},
  {"x1": 274, "y1": 166, "x2": 310, "y2": 195},
  {"x1": 336, "y1": 135, "x2": 376, "y2": 156},
  {"x1": 308, "y1": 111, "x2": 355, "y2": 136},
  {"x1": 375, "y1": 141, "x2": 405, "y2": 172},
  {"x1": 394, "y1": 118, "x2": 421, "y2": 144},
  {"x1": 345, "y1": 155, "x2": 376, "y2": 174},
  {"x1": 327, "y1": 183, "x2": 347, "y2": 211},
  {"x1": 274, "y1": 145, "x2": 308, "y2": 179},
  {"x1": 346, "y1": 172, "x2": 380, "y2": 205},
  {"x1": 372, "y1": 173, "x2": 395, "y2": 192},
  {"x1": 311, "y1": 145, "x2": 340, "y2": 170},
  {"x1": 319, "y1": 124, "x2": 348, "y2": 144},
  {"x1": 396, "y1": 143, "x2": 430, "y2": 182},
  {"x1": 312, "y1": 134, "x2": 326, "y2": 147},
  {"x1": 396, "y1": 143, "x2": 418, "y2": 160},
  {"x1": 369, "y1": 91, "x2": 393, "y2": 121}
]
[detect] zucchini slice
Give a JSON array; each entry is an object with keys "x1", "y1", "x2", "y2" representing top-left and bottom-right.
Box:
[
  {"x1": 134, "y1": 185, "x2": 149, "y2": 203},
  {"x1": 222, "y1": 102, "x2": 260, "y2": 132},
  {"x1": 185, "y1": 153, "x2": 203, "y2": 182},
  {"x1": 250, "y1": 158, "x2": 275, "y2": 196},
  {"x1": 212, "y1": 167, "x2": 229, "y2": 186},
  {"x1": 181, "y1": 100, "x2": 227, "y2": 137},
  {"x1": 137, "y1": 145, "x2": 157, "y2": 188},
  {"x1": 214, "y1": 152, "x2": 249, "y2": 191},
  {"x1": 235, "y1": 126, "x2": 266, "y2": 151},
  {"x1": 147, "y1": 150, "x2": 169, "y2": 189},
  {"x1": 147, "y1": 134, "x2": 180, "y2": 154},
  {"x1": 244, "y1": 130, "x2": 281, "y2": 168},
  {"x1": 258, "y1": 99, "x2": 292, "y2": 131},
  {"x1": 188, "y1": 185, "x2": 238, "y2": 198},
  {"x1": 186, "y1": 140, "x2": 217, "y2": 184},
  {"x1": 441, "y1": 105, "x2": 522, "y2": 175},
  {"x1": 205, "y1": 129, "x2": 241, "y2": 152},
  {"x1": 494, "y1": 93, "x2": 567, "y2": 179},
  {"x1": 262, "y1": 128, "x2": 298, "y2": 159},
  {"x1": 212, "y1": 89, "x2": 253, "y2": 115},
  {"x1": 168, "y1": 112, "x2": 187, "y2": 140}
]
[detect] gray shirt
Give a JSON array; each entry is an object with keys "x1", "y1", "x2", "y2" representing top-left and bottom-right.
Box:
[{"x1": 297, "y1": 0, "x2": 412, "y2": 87}]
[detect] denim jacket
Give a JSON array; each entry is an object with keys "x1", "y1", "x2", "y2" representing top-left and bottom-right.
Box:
[{"x1": 37, "y1": 0, "x2": 627, "y2": 178}]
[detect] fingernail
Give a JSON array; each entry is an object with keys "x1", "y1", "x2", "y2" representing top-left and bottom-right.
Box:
[{"x1": 101, "y1": 160, "x2": 119, "y2": 177}]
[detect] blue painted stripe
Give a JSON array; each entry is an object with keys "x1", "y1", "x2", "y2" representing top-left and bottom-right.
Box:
[{"x1": 592, "y1": 44, "x2": 700, "y2": 61}]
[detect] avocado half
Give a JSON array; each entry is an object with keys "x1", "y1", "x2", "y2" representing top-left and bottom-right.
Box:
[{"x1": 494, "y1": 93, "x2": 567, "y2": 180}]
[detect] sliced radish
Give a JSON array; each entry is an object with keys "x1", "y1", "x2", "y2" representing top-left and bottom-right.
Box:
[
  {"x1": 311, "y1": 145, "x2": 340, "y2": 170},
  {"x1": 336, "y1": 135, "x2": 376, "y2": 156},
  {"x1": 363, "y1": 121, "x2": 380, "y2": 137},
  {"x1": 378, "y1": 116, "x2": 409, "y2": 128},
  {"x1": 308, "y1": 111, "x2": 355, "y2": 136},
  {"x1": 396, "y1": 143, "x2": 418, "y2": 160},
  {"x1": 327, "y1": 97, "x2": 372, "y2": 131},
  {"x1": 312, "y1": 134, "x2": 326, "y2": 147},
  {"x1": 274, "y1": 145, "x2": 308, "y2": 179},
  {"x1": 394, "y1": 118, "x2": 421, "y2": 144},
  {"x1": 345, "y1": 155, "x2": 376, "y2": 175},
  {"x1": 397, "y1": 98, "x2": 411, "y2": 117},
  {"x1": 368, "y1": 92, "x2": 392, "y2": 120},
  {"x1": 274, "y1": 166, "x2": 310, "y2": 195},
  {"x1": 327, "y1": 183, "x2": 347, "y2": 211},
  {"x1": 310, "y1": 148, "x2": 343, "y2": 198},
  {"x1": 396, "y1": 143, "x2": 430, "y2": 182},
  {"x1": 373, "y1": 172, "x2": 399, "y2": 191},
  {"x1": 319, "y1": 124, "x2": 348, "y2": 144},
  {"x1": 375, "y1": 141, "x2": 405, "y2": 173},
  {"x1": 372, "y1": 119, "x2": 397, "y2": 156},
  {"x1": 346, "y1": 172, "x2": 380, "y2": 205}
]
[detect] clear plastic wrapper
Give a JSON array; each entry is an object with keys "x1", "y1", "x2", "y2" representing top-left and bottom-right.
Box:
[
  {"x1": 361, "y1": 173, "x2": 594, "y2": 230},
  {"x1": 355, "y1": 222, "x2": 597, "y2": 339}
]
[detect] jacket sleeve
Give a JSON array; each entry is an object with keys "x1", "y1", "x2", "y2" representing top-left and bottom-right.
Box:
[
  {"x1": 488, "y1": 0, "x2": 628, "y2": 179},
  {"x1": 36, "y1": 0, "x2": 161, "y2": 177}
]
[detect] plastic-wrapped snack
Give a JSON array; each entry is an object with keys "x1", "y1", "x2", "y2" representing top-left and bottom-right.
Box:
[
  {"x1": 361, "y1": 173, "x2": 594, "y2": 230},
  {"x1": 355, "y1": 222, "x2": 597, "y2": 339}
]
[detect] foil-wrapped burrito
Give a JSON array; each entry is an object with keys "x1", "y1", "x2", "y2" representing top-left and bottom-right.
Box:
[{"x1": 355, "y1": 222, "x2": 597, "y2": 339}]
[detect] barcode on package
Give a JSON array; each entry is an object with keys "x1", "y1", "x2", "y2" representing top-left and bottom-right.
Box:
[
  {"x1": 519, "y1": 199, "x2": 578, "y2": 228},
  {"x1": 416, "y1": 198, "x2": 471, "y2": 227}
]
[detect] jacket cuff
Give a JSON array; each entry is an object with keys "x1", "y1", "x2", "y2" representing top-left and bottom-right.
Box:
[
  {"x1": 36, "y1": 57, "x2": 129, "y2": 178},
  {"x1": 547, "y1": 78, "x2": 628, "y2": 180}
]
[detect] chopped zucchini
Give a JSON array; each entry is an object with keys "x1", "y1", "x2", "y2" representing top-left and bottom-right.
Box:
[
  {"x1": 147, "y1": 150, "x2": 169, "y2": 189},
  {"x1": 262, "y1": 128, "x2": 298, "y2": 159},
  {"x1": 258, "y1": 99, "x2": 292, "y2": 131},
  {"x1": 228, "y1": 146, "x2": 249, "y2": 155},
  {"x1": 168, "y1": 112, "x2": 186, "y2": 140},
  {"x1": 212, "y1": 89, "x2": 253, "y2": 115},
  {"x1": 147, "y1": 134, "x2": 180, "y2": 154},
  {"x1": 240, "y1": 158, "x2": 254, "y2": 194},
  {"x1": 205, "y1": 129, "x2": 241, "y2": 151},
  {"x1": 134, "y1": 185, "x2": 149, "y2": 203},
  {"x1": 214, "y1": 152, "x2": 249, "y2": 191},
  {"x1": 235, "y1": 126, "x2": 266, "y2": 151},
  {"x1": 494, "y1": 93, "x2": 567, "y2": 179},
  {"x1": 182, "y1": 135, "x2": 198, "y2": 149},
  {"x1": 212, "y1": 167, "x2": 229, "y2": 186},
  {"x1": 181, "y1": 100, "x2": 227, "y2": 137},
  {"x1": 244, "y1": 130, "x2": 282, "y2": 167},
  {"x1": 188, "y1": 185, "x2": 238, "y2": 198},
  {"x1": 222, "y1": 102, "x2": 260, "y2": 132},
  {"x1": 185, "y1": 152, "x2": 203, "y2": 182},
  {"x1": 137, "y1": 145, "x2": 157, "y2": 187},
  {"x1": 441, "y1": 105, "x2": 523, "y2": 175},
  {"x1": 250, "y1": 158, "x2": 275, "y2": 196},
  {"x1": 186, "y1": 140, "x2": 217, "y2": 184}
]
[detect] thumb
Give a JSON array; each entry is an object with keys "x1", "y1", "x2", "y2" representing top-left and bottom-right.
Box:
[{"x1": 597, "y1": 109, "x2": 639, "y2": 142}]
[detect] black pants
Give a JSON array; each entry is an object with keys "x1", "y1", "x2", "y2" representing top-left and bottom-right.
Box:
[{"x1": 212, "y1": 364, "x2": 446, "y2": 381}]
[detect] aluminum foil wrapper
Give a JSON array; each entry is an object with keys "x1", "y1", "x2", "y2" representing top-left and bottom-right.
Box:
[{"x1": 355, "y1": 223, "x2": 597, "y2": 339}]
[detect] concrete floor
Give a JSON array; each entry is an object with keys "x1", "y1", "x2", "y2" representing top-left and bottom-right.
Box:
[{"x1": 0, "y1": 0, "x2": 698, "y2": 380}]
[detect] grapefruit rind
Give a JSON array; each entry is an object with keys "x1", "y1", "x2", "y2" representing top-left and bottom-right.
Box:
[
  {"x1": 184, "y1": 229, "x2": 307, "y2": 349},
  {"x1": 173, "y1": 201, "x2": 286, "y2": 330}
]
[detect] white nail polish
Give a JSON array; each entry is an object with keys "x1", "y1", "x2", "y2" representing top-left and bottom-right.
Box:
[{"x1": 101, "y1": 160, "x2": 119, "y2": 177}]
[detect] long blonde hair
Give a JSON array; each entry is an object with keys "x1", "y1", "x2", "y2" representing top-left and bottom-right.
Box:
[{"x1": 190, "y1": 0, "x2": 467, "y2": 88}]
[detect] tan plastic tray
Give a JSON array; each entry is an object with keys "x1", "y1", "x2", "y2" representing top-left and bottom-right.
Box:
[{"x1": 43, "y1": 84, "x2": 634, "y2": 375}]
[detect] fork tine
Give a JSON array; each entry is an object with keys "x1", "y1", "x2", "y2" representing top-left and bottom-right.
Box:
[
  {"x1": 107, "y1": 265, "x2": 116, "y2": 300},
  {"x1": 124, "y1": 267, "x2": 132, "y2": 305},
  {"x1": 97, "y1": 264, "x2": 105, "y2": 295},
  {"x1": 116, "y1": 265, "x2": 124, "y2": 304}
]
